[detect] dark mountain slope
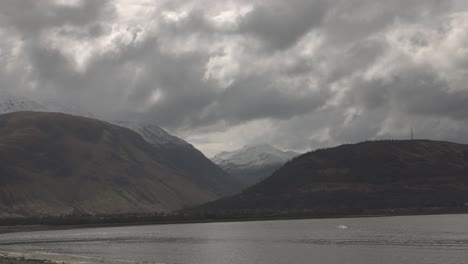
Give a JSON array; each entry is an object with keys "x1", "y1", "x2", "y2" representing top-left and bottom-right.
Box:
[
  {"x1": 112, "y1": 122, "x2": 242, "y2": 196},
  {"x1": 198, "y1": 140, "x2": 468, "y2": 214},
  {"x1": 0, "y1": 112, "x2": 215, "y2": 217},
  {"x1": 0, "y1": 93, "x2": 241, "y2": 197}
]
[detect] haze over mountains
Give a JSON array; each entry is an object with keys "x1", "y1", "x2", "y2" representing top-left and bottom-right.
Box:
[
  {"x1": 200, "y1": 140, "x2": 468, "y2": 215},
  {"x1": 213, "y1": 144, "x2": 298, "y2": 188}
]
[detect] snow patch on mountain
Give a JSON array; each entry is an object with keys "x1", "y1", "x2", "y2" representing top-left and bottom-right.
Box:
[
  {"x1": 0, "y1": 92, "x2": 186, "y2": 147},
  {"x1": 213, "y1": 144, "x2": 298, "y2": 169},
  {"x1": 0, "y1": 93, "x2": 48, "y2": 113},
  {"x1": 112, "y1": 120, "x2": 189, "y2": 147},
  {"x1": 0, "y1": 92, "x2": 94, "y2": 117},
  {"x1": 212, "y1": 144, "x2": 299, "y2": 187},
  {"x1": 0, "y1": 93, "x2": 291, "y2": 172}
]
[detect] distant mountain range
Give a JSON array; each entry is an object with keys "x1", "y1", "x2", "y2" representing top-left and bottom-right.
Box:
[
  {"x1": 0, "y1": 93, "x2": 241, "y2": 198},
  {"x1": 199, "y1": 140, "x2": 468, "y2": 215},
  {"x1": 212, "y1": 144, "x2": 298, "y2": 188},
  {"x1": 0, "y1": 112, "x2": 217, "y2": 217},
  {"x1": 7, "y1": 94, "x2": 467, "y2": 220}
]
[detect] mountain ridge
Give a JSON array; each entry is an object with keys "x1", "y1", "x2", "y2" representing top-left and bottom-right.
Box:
[{"x1": 198, "y1": 140, "x2": 468, "y2": 215}]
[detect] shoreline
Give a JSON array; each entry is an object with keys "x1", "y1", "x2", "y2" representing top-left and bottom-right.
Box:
[
  {"x1": 0, "y1": 256, "x2": 50, "y2": 264},
  {"x1": 0, "y1": 251, "x2": 133, "y2": 264},
  {"x1": 0, "y1": 210, "x2": 467, "y2": 264},
  {"x1": 0, "y1": 209, "x2": 467, "y2": 235}
]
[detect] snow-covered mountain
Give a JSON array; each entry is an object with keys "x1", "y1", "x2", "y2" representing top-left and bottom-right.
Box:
[
  {"x1": 113, "y1": 120, "x2": 188, "y2": 148},
  {"x1": 0, "y1": 93, "x2": 49, "y2": 113},
  {"x1": 0, "y1": 92, "x2": 241, "y2": 196},
  {"x1": 0, "y1": 92, "x2": 94, "y2": 117},
  {"x1": 212, "y1": 144, "x2": 299, "y2": 188}
]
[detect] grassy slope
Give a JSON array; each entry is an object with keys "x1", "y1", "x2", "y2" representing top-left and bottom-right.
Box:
[{"x1": 0, "y1": 112, "x2": 215, "y2": 217}]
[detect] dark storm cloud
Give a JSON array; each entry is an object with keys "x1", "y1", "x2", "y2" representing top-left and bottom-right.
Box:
[
  {"x1": 238, "y1": 0, "x2": 328, "y2": 50},
  {"x1": 175, "y1": 76, "x2": 329, "y2": 129},
  {"x1": 363, "y1": 69, "x2": 468, "y2": 121},
  {"x1": 0, "y1": 0, "x2": 467, "y2": 155}
]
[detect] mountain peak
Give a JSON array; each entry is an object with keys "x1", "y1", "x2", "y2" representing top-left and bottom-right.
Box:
[
  {"x1": 214, "y1": 144, "x2": 298, "y2": 165},
  {"x1": 0, "y1": 92, "x2": 94, "y2": 117},
  {"x1": 242, "y1": 143, "x2": 278, "y2": 152},
  {"x1": 212, "y1": 144, "x2": 299, "y2": 187},
  {"x1": 0, "y1": 92, "x2": 48, "y2": 114}
]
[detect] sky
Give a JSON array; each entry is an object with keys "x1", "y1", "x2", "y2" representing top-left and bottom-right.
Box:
[{"x1": 1, "y1": 0, "x2": 468, "y2": 157}]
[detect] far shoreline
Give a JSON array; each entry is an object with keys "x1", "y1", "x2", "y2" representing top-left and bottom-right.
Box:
[
  {"x1": 0, "y1": 251, "x2": 132, "y2": 264},
  {"x1": 0, "y1": 208, "x2": 467, "y2": 235},
  {"x1": 0, "y1": 256, "x2": 51, "y2": 264}
]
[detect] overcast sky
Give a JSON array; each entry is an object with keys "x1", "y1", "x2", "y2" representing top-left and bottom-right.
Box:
[{"x1": 1, "y1": 0, "x2": 468, "y2": 157}]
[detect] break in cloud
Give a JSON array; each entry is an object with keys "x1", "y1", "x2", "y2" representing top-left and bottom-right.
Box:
[{"x1": 0, "y1": 0, "x2": 468, "y2": 156}]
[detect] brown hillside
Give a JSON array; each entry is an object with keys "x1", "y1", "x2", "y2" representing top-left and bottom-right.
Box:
[
  {"x1": 198, "y1": 140, "x2": 468, "y2": 214},
  {"x1": 0, "y1": 112, "x2": 215, "y2": 217}
]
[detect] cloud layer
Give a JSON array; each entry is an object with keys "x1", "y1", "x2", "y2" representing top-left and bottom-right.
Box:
[{"x1": 0, "y1": 0, "x2": 467, "y2": 156}]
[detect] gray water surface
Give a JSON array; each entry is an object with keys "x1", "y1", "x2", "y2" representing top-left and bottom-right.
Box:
[{"x1": 1, "y1": 214, "x2": 468, "y2": 264}]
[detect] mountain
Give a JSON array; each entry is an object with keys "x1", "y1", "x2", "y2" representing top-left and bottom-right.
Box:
[
  {"x1": 198, "y1": 140, "x2": 468, "y2": 215},
  {"x1": 0, "y1": 93, "x2": 48, "y2": 113},
  {"x1": 0, "y1": 92, "x2": 93, "y2": 117},
  {"x1": 212, "y1": 144, "x2": 298, "y2": 188},
  {"x1": 0, "y1": 93, "x2": 241, "y2": 196},
  {"x1": 114, "y1": 121, "x2": 241, "y2": 195},
  {"x1": 0, "y1": 111, "x2": 217, "y2": 217}
]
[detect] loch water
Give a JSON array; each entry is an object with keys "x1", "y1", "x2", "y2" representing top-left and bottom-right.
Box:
[{"x1": 1, "y1": 214, "x2": 468, "y2": 264}]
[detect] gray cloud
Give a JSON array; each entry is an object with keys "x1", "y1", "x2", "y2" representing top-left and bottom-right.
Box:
[
  {"x1": 0, "y1": 0, "x2": 110, "y2": 37},
  {"x1": 238, "y1": 0, "x2": 328, "y2": 50},
  {"x1": 0, "y1": 0, "x2": 467, "y2": 156}
]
